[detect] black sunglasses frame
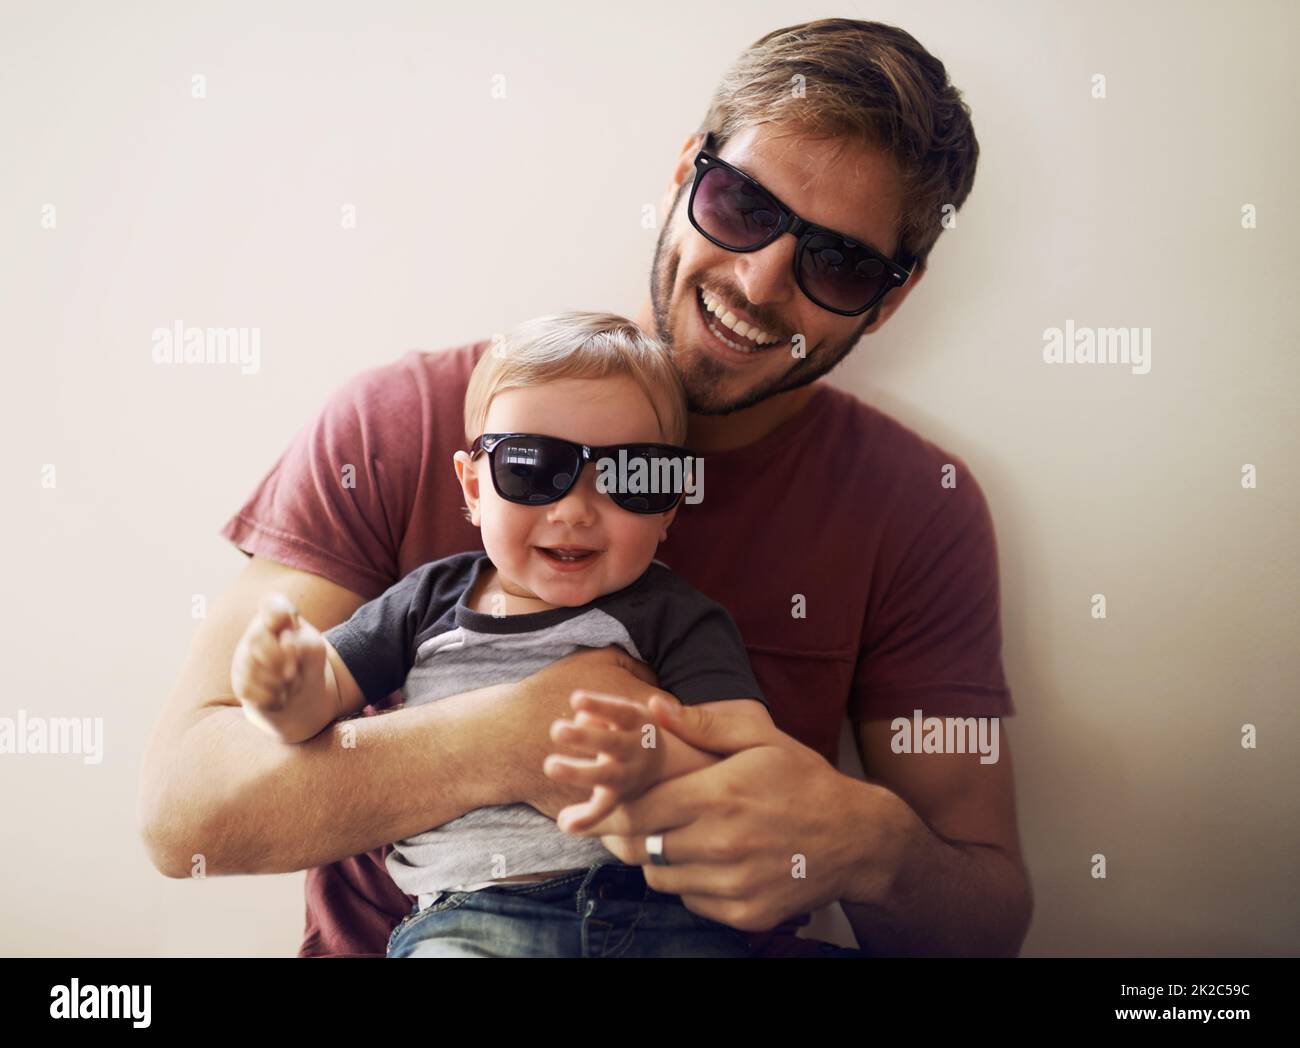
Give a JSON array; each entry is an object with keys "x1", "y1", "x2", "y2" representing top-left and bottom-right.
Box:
[
  {"x1": 687, "y1": 133, "x2": 916, "y2": 317},
  {"x1": 468, "y1": 432, "x2": 695, "y2": 514}
]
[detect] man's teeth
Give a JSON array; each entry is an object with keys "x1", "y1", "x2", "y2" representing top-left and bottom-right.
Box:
[{"x1": 698, "y1": 288, "x2": 782, "y2": 349}]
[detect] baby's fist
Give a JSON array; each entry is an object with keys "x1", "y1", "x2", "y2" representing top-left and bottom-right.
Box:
[{"x1": 231, "y1": 592, "x2": 326, "y2": 714}]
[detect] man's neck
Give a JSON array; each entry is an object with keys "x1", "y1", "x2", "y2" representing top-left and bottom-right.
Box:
[{"x1": 686, "y1": 385, "x2": 818, "y2": 454}]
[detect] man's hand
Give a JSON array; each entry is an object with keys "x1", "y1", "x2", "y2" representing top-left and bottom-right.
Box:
[
  {"x1": 554, "y1": 696, "x2": 879, "y2": 934},
  {"x1": 490, "y1": 646, "x2": 663, "y2": 820}
]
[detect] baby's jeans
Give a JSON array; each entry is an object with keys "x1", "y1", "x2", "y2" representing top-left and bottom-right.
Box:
[{"x1": 385, "y1": 862, "x2": 756, "y2": 958}]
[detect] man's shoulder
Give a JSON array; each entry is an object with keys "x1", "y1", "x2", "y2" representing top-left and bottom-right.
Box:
[
  {"x1": 311, "y1": 339, "x2": 493, "y2": 472},
  {"x1": 817, "y1": 382, "x2": 992, "y2": 516},
  {"x1": 403, "y1": 338, "x2": 493, "y2": 379},
  {"x1": 343, "y1": 340, "x2": 491, "y2": 405},
  {"x1": 819, "y1": 382, "x2": 972, "y2": 474}
]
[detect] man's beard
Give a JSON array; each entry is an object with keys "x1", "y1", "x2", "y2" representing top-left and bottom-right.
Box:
[{"x1": 648, "y1": 188, "x2": 875, "y2": 416}]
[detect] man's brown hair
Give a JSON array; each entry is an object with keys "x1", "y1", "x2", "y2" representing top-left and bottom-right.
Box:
[{"x1": 698, "y1": 17, "x2": 979, "y2": 273}]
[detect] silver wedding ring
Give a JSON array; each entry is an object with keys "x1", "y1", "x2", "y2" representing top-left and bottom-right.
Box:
[{"x1": 646, "y1": 833, "x2": 669, "y2": 866}]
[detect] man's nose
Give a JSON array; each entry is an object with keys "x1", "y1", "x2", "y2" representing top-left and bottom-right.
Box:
[{"x1": 732, "y1": 233, "x2": 798, "y2": 309}]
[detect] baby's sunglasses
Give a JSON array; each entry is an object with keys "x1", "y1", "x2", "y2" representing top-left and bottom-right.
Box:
[
  {"x1": 687, "y1": 132, "x2": 916, "y2": 317},
  {"x1": 468, "y1": 432, "x2": 694, "y2": 514}
]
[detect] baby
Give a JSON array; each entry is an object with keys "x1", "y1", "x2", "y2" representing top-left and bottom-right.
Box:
[{"x1": 230, "y1": 310, "x2": 772, "y2": 958}]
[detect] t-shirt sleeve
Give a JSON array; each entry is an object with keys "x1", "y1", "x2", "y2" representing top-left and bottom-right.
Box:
[
  {"x1": 650, "y1": 593, "x2": 769, "y2": 711},
  {"x1": 848, "y1": 463, "x2": 1015, "y2": 721},
  {"x1": 322, "y1": 565, "x2": 432, "y2": 707},
  {"x1": 218, "y1": 354, "x2": 422, "y2": 600}
]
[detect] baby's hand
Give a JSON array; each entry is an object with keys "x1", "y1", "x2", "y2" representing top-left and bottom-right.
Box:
[
  {"x1": 231, "y1": 592, "x2": 328, "y2": 719},
  {"x1": 544, "y1": 690, "x2": 668, "y2": 834}
]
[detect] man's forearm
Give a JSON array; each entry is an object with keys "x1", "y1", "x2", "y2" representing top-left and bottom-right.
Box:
[
  {"x1": 152, "y1": 684, "x2": 519, "y2": 877},
  {"x1": 838, "y1": 782, "x2": 1033, "y2": 956}
]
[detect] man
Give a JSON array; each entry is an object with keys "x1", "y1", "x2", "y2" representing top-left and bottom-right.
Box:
[{"x1": 139, "y1": 17, "x2": 1032, "y2": 957}]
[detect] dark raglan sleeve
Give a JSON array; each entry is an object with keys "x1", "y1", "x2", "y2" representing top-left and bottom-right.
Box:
[
  {"x1": 322, "y1": 561, "x2": 443, "y2": 707},
  {"x1": 626, "y1": 579, "x2": 769, "y2": 711}
]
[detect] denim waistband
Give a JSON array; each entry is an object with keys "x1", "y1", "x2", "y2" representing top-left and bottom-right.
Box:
[{"x1": 479, "y1": 863, "x2": 661, "y2": 903}]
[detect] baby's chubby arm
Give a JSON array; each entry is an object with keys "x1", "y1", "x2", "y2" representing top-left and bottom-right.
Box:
[{"x1": 230, "y1": 592, "x2": 367, "y2": 744}]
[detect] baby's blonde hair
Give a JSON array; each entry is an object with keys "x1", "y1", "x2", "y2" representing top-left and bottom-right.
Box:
[{"x1": 463, "y1": 311, "x2": 688, "y2": 447}]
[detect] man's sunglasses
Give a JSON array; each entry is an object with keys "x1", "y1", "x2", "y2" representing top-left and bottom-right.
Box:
[
  {"x1": 687, "y1": 133, "x2": 916, "y2": 317},
  {"x1": 468, "y1": 433, "x2": 693, "y2": 514}
]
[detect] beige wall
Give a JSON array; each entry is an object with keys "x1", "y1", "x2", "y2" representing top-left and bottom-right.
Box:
[{"x1": 2, "y1": 0, "x2": 1296, "y2": 956}]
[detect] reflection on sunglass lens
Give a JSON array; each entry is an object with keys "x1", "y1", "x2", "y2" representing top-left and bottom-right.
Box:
[
  {"x1": 799, "y1": 233, "x2": 889, "y2": 313},
  {"x1": 494, "y1": 437, "x2": 577, "y2": 504},
  {"x1": 693, "y1": 166, "x2": 781, "y2": 248}
]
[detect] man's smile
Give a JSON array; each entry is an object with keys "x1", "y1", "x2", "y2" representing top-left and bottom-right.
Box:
[{"x1": 694, "y1": 285, "x2": 789, "y2": 360}]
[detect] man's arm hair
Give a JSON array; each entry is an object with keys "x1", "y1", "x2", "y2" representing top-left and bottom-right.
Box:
[{"x1": 137, "y1": 555, "x2": 521, "y2": 878}]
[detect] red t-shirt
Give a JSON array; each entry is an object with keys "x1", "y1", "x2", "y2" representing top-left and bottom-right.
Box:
[{"x1": 219, "y1": 340, "x2": 1015, "y2": 957}]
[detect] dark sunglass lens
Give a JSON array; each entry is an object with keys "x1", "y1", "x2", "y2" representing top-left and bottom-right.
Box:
[
  {"x1": 606, "y1": 448, "x2": 689, "y2": 513},
  {"x1": 799, "y1": 233, "x2": 890, "y2": 313},
  {"x1": 693, "y1": 165, "x2": 781, "y2": 249},
  {"x1": 494, "y1": 437, "x2": 577, "y2": 504}
]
